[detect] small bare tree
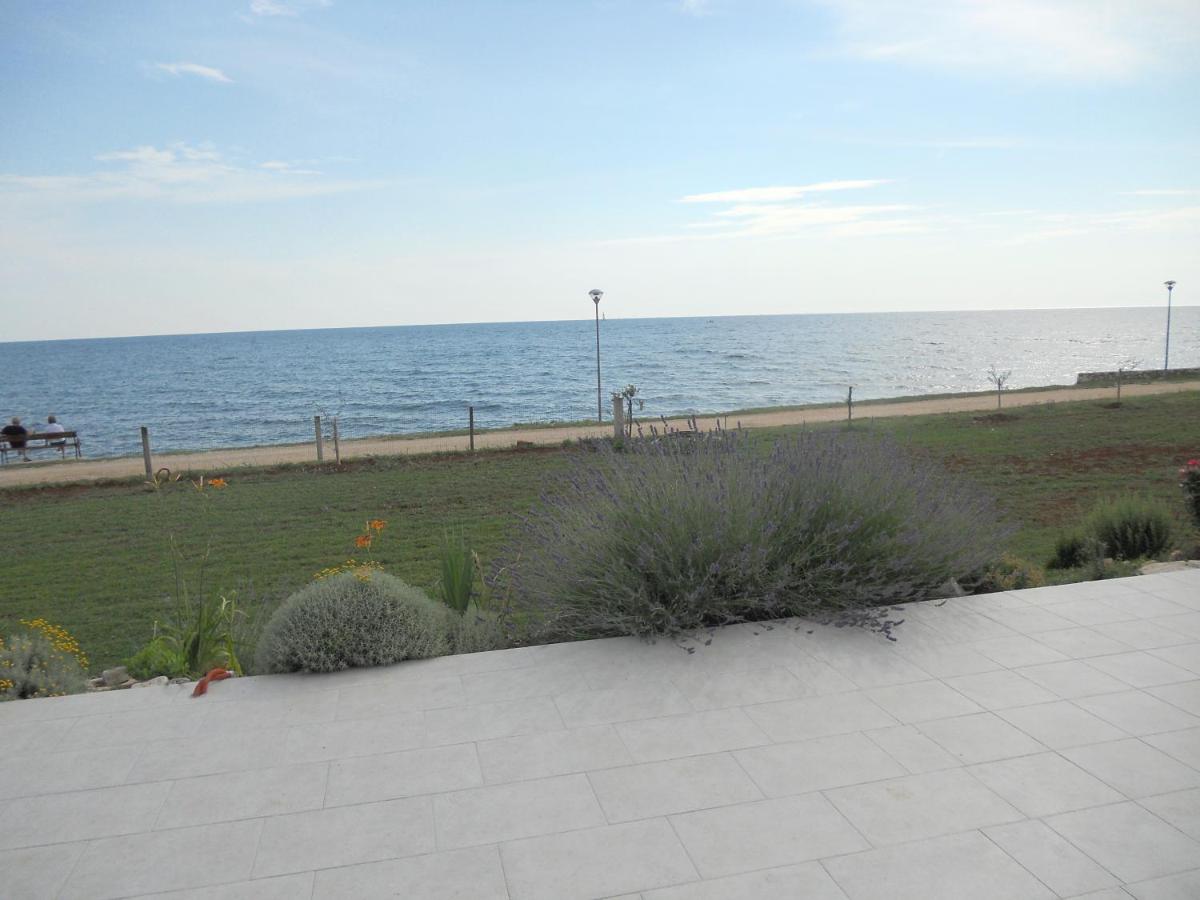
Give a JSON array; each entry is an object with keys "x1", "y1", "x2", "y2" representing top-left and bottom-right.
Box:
[
  {"x1": 987, "y1": 365, "x2": 1012, "y2": 410},
  {"x1": 1115, "y1": 357, "x2": 1141, "y2": 402},
  {"x1": 616, "y1": 384, "x2": 644, "y2": 438}
]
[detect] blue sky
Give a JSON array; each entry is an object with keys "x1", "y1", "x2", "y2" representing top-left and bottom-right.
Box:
[{"x1": 2, "y1": 0, "x2": 1197, "y2": 340}]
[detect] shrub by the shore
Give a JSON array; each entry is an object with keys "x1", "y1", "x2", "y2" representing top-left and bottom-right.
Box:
[
  {"x1": 1085, "y1": 496, "x2": 1174, "y2": 561},
  {"x1": 256, "y1": 572, "x2": 448, "y2": 673},
  {"x1": 498, "y1": 431, "x2": 1011, "y2": 640}
]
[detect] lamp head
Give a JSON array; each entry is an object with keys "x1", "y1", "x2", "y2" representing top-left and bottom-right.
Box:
[
  {"x1": 1165, "y1": 280, "x2": 1176, "y2": 289},
  {"x1": 589, "y1": 289, "x2": 603, "y2": 305}
]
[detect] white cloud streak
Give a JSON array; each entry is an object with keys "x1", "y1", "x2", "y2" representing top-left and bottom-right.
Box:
[
  {"x1": 152, "y1": 62, "x2": 233, "y2": 83},
  {"x1": 815, "y1": 0, "x2": 1200, "y2": 79},
  {"x1": 0, "y1": 143, "x2": 374, "y2": 205},
  {"x1": 681, "y1": 180, "x2": 890, "y2": 204}
]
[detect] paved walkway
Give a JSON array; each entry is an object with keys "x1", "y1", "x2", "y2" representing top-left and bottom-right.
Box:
[
  {"x1": 3, "y1": 570, "x2": 1200, "y2": 899},
  {"x1": 3, "y1": 381, "x2": 1197, "y2": 488}
]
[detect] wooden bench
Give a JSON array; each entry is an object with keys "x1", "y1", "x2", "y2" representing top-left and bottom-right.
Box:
[{"x1": 0, "y1": 431, "x2": 82, "y2": 464}]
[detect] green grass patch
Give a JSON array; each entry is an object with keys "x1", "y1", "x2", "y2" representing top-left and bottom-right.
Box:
[{"x1": 2, "y1": 393, "x2": 1198, "y2": 672}]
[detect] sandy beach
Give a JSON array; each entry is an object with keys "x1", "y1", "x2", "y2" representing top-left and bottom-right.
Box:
[{"x1": 2, "y1": 380, "x2": 1197, "y2": 489}]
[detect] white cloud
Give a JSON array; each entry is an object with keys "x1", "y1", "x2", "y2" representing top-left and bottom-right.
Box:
[
  {"x1": 0, "y1": 142, "x2": 375, "y2": 204},
  {"x1": 152, "y1": 62, "x2": 233, "y2": 84},
  {"x1": 250, "y1": 0, "x2": 296, "y2": 16},
  {"x1": 681, "y1": 180, "x2": 890, "y2": 203},
  {"x1": 676, "y1": 0, "x2": 713, "y2": 16},
  {"x1": 815, "y1": 0, "x2": 1200, "y2": 79},
  {"x1": 1121, "y1": 188, "x2": 1200, "y2": 197}
]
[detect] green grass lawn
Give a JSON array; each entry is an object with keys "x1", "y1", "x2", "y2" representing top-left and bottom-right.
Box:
[{"x1": 3, "y1": 392, "x2": 1198, "y2": 672}]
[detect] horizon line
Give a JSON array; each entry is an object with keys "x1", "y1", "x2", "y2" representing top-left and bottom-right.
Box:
[{"x1": 3, "y1": 302, "x2": 1194, "y2": 346}]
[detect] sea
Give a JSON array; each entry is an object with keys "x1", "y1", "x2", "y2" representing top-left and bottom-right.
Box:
[{"x1": 4, "y1": 307, "x2": 1197, "y2": 460}]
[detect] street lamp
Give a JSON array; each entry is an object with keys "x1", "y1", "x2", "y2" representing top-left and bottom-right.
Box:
[
  {"x1": 1164, "y1": 280, "x2": 1176, "y2": 371},
  {"x1": 589, "y1": 289, "x2": 604, "y2": 422}
]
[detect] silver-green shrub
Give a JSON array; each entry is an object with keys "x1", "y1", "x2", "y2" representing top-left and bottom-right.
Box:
[
  {"x1": 497, "y1": 431, "x2": 1011, "y2": 640},
  {"x1": 0, "y1": 631, "x2": 87, "y2": 701},
  {"x1": 1085, "y1": 496, "x2": 1174, "y2": 560},
  {"x1": 255, "y1": 572, "x2": 449, "y2": 673},
  {"x1": 447, "y1": 608, "x2": 511, "y2": 655}
]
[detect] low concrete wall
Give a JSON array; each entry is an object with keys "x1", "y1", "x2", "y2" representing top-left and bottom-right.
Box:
[{"x1": 1076, "y1": 367, "x2": 1200, "y2": 386}]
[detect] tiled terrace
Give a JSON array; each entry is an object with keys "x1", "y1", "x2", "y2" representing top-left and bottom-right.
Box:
[{"x1": 2, "y1": 570, "x2": 1200, "y2": 899}]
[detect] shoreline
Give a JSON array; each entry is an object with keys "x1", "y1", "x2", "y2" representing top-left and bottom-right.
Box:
[{"x1": 3, "y1": 379, "x2": 1198, "y2": 489}]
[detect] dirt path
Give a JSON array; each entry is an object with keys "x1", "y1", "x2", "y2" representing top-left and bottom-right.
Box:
[{"x1": 3, "y1": 381, "x2": 1197, "y2": 488}]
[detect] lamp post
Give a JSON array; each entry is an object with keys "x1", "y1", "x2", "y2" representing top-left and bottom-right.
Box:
[
  {"x1": 589, "y1": 289, "x2": 604, "y2": 422},
  {"x1": 1164, "y1": 280, "x2": 1176, "y2": 371}
]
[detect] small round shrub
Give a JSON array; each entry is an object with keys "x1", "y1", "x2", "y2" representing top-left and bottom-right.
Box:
[
  {"x1": 1047, "y1": 532, "x2": 1096, "y2": 570},
  {"x1": 255, "y1": 572, "x2": 449, "y2": 673},
  {"x1": 972, "y1": 554, "x2": 1046, "y2": 593},
  {"x1": 1086, "y1": 496, "x2": 1174, "y2": 561},
  {"x1": 126, "y1": 637, "x2": 189, "y2": 681},
  {"x1": 1, "y1": 622, "x2": 88, "y2": 701},
  {"x1": 497, "y1": 431, "x2": 1012, "y2": 639}
]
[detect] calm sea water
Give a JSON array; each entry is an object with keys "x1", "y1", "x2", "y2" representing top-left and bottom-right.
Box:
[{"x1": 4, "y1": 307, "x2": 1197, "y2": 459}]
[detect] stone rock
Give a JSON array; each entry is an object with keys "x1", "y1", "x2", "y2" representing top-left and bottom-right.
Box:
[
  {"x1": 937, "y1": 578, "x2": 967, "y2": 598},
  {"x1": 169, "y1": 677, "x2": 192, "y2": 686},
  {"x1": 101, "y1": 666, "x2": 129, "y2": 687},
  {"x1": 131, "y1": 675, "x2": 169, "y2": 688},
  {"x1": 1139, "y1": 560, "x2": 1196, "y2": 576}
]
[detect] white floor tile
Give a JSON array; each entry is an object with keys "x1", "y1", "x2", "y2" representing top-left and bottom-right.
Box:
[
  {"x1": 863, "y1": 724, "x2": 961, "y2": 773},
  {"x1": 589, "y1": 753, "x2": 762, "y2": 822},
  {"x1": 671, "y1": 794, "x2": 868, "y2": 878},
  {"x1": 918, "y1": 711, "x2": 1047, "y2": 763},
  {"x1": 554, "y1": 683, "x2": 692, "y2": 727},
  {"x1": 1063, "y1": 739, "x2": 1200, "y2": 798},
  {"x1": 424, "y1": 696, "x2": 563, "y2": 745},
  {"x1": 734, "y1": 732, "x2": 905, "y2": 797},
  {"x1": 1141, "y1": 788, "x2": 1200, "y2": 842},
  {"x1": 744, "y1": 691, "x2": 896, "y2": 743},
  {"x1": 252, "y1": 796, "x2": 435, "y2": 877},
  {"x1": 823, "y1": 829, "x2": 1054, "y2": 900},
  {"x1": 478, "y1": 724, "x2": 633, "y2": 783},
  {"x1": 155, "y1": 762, "x2": 327, "y2": 829},
  {"x1": 1046, "y1": 801, "x2": 1200, "y2": 883},
  {"x1": 865, "y1": 680, "x2": 982, "y2": 723},
  {"x1": 1145, "y1": 727, "x2": 1200, "y2": 771},
  {"x1": 1015, "y1": 660, "x2": 1132, "y2": 699},
  {"x1": 968, "y1": 751, "x2": 1124, "y2": 816},
  {"x1": 1082, "y1": 652, "x2": 1196, "y2": 689},
  {"x1": 615, "y1": 708, "x2": 769, "y2": 763},
  {"x1": 1077, "y1": 690, "x2": 1200, "y2": 736},
  {"x1": 1035, "y1": 627, "x2": 1134, "y2": 659},
  {"x1": 501, "y1": 819, "x2": 698, "y2": 900},
  {"x1": 997, "y1": 701, "x2": 1130, "y2": 749},
  {"x1": 60, "y1": 819, "x2": 263, "y2": 900},
  {"x1": 434, "y1": 773, "x2": 605, "y2": 848},
  {"x1": 325, "y1": 742, "x2": 481, "y2": 807},
  {"x1": 1124, "y1": 869, "x2": 1200, "y2": 900},
  {"x1": 0, "y1": 843, "x2": 85, "y2": 900},
  {"x1": 0, "y1": 782, "x2": 169, "y2": 850},
  {"x1": 312, "y1": 846, "x2": 508, "y2": 900},
  {"x1": 944, "y1": 670, "x2": 1058, "y2": 710},
  {"x1": 984, "y1": 819, "x2": 1119, "y2": 897},
  {"x1": 824, "y1": 768, "x2": 1021, "y2": 846},
  {"x1": 642, "y1": 861, "x2": 849, "y2": 900}
]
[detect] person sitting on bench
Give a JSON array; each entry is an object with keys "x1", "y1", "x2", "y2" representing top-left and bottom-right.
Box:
[
  {"x1": 43, "y1": 414, "x2": 67, "y2": 447},
  {"x1": 1, "y1": 417, "x2": 30, "y2": 461}
]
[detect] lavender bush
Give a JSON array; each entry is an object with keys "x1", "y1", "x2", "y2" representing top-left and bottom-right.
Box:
[{"x1": 496, "y1": 431, "x2": 1011, "y2": 640}]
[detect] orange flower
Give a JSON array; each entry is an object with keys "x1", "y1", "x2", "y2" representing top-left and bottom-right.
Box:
[
  {"x1": 368, "y1": 519, "x2": 386, "y2": 532},
  {"x1": 354, "y1": 534, "x2": 372, "y2": 549},
  {"x1": 208, "y1": 478, "x2": 228, "y2": 489}
]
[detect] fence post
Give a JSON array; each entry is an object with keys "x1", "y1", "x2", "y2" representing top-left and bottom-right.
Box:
[
  {"x1": 332, "y1": 417, "x2": 341, "y2": 464},
  {"x1": 314, "y1": 415, "x2": 324, "y2": 462},
  {"x1": 612, "y1": 395, "x2": 624, "y2": 441},
  {"x1": 469, "y1": 406, "x2": 475, "y2": 453},
  {"x1": 847, "y1": 386, "x2": 854, "y2": 422},
  {"x1": 140, "y1": 426, "x2": 153, "y2": 478}
]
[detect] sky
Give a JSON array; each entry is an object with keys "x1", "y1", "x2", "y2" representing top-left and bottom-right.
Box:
[{"x1": 1, "y1": 0, "x2": 1198, "y2": 341}]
